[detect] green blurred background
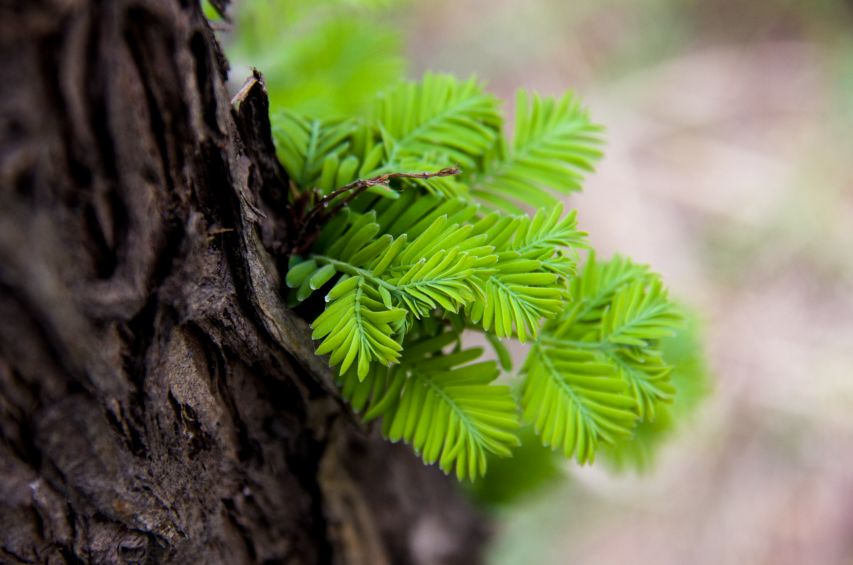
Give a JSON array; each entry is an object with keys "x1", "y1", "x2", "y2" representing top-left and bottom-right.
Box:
[{"x1": 217, "y1": 0, "x2": 853, "y2": 562}]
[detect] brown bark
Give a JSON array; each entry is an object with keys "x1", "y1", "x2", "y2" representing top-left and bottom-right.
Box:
[{"x1": 0, "y1": 1, "x2": 486, "y2": 563}]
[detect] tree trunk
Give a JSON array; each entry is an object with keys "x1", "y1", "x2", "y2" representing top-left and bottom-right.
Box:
[{"x1": 0, "y1": 1, "x2": 487, "y2": 563}]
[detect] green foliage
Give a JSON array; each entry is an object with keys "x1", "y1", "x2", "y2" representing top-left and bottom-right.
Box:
[
  {"x1": 521, "y1": 255, "x2": 684, "y2": 464},
  {"x1": 338, "y1": 331, "x2": 520, "y2": 480},
  {"x1": 598, "y1": 313, "x2": 711, "y2": 471},
  {"x1": 224, "y1": 0, "x2": 708, "y2": 483},
  {"x1": 286, "y1": 187, "x2": 585, "y2": 381},
  {"x1": 373, "y1": 74, "x2": 502, "y2": 171},
  {"x1": 273, "y1": 73, "x2": 700, "y2": 480},
  {"x1": 271, "y1": 73, "x2": 504, "y2": 199},
  {"x1": 226, "y1": 0, "x2": 405, "y2": 117},
  {"x1": 469, "y1": 91, "x2": 604, "y2": 214},
  {"x1": 273, "y1": 113, "x2": 362, "y2": 191}
]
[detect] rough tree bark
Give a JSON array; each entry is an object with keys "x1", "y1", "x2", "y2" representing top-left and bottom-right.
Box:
[{"x1": 0, "y1": 1, "x2": 487, "y2": 563}]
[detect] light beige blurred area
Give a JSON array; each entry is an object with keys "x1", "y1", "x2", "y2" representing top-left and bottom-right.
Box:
[{"x1": 407, "y1": 1, "x2": 853, "y2": 563}]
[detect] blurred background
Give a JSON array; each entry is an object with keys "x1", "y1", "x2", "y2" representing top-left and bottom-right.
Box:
[
  {"x1": 404, "y1": 2, "x2": 853, "y2": 563},
  {"x1": 222, "y1": 0, "x2": 853, "y2": 562}
]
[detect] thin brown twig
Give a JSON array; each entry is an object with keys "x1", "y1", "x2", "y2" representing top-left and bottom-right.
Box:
[
  {"x1": 291, "y1": 166, "x2": 461, "y2": 256},
  {"x1": 302, "y1": 166, "x2": 461, "y2": 225}
]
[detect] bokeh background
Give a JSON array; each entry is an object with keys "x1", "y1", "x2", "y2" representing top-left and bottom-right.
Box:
[
  {"x1": 403, "y1": 1, "x2": 853, "y2": 563},
  {"x1": 223, "y1": 0, "x2": 853, "y2": 562}
]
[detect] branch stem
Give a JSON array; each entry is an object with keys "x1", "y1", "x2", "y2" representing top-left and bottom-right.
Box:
[{"x1": 304, "y1": 166, "x2": 461, "y2": 224}]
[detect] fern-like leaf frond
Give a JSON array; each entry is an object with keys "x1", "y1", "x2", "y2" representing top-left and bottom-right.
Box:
[
  {"x1": 374, "y1": 73, "x2": 502, "y2": 170},
  {"x1": 339, "y1": 332, "x2": 520, "y2": 480},
  {"x1": 470, "y1": 90, "x2": 603, "y2": 213},
  {"x1": 272, "y1": 111, "x2": 358, "y2": 189},
  {"x1": 524, "y1": 255, "x2": 684, "y2": 459},
  {"x1": 599, "y1": 315, "x2": 710, "y2": 471},
  {"x1": 465, "y1": 206, "x2": 584, "y2": 341},
  {"x1": 601, "y1": 280, "x2": 682, "y2": 348},
  {"x1": 606, "y1": 349, "x2": 675, "y2": 421},
  {"x1": 470, "y1": 264, "x2": 564, "y2": 341},
  {"x1": 389, "y1": 248, "x2": 482, "y2": 317},
  {"x1": 311, "y1": 276, "x2": 406, "y2": 378},
  {"x1": 549, "y1": 253, "x2": 653, "y2": 338},
  {"x1": 521, "y1": 345, "x2": 636, "y2": 464}
]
